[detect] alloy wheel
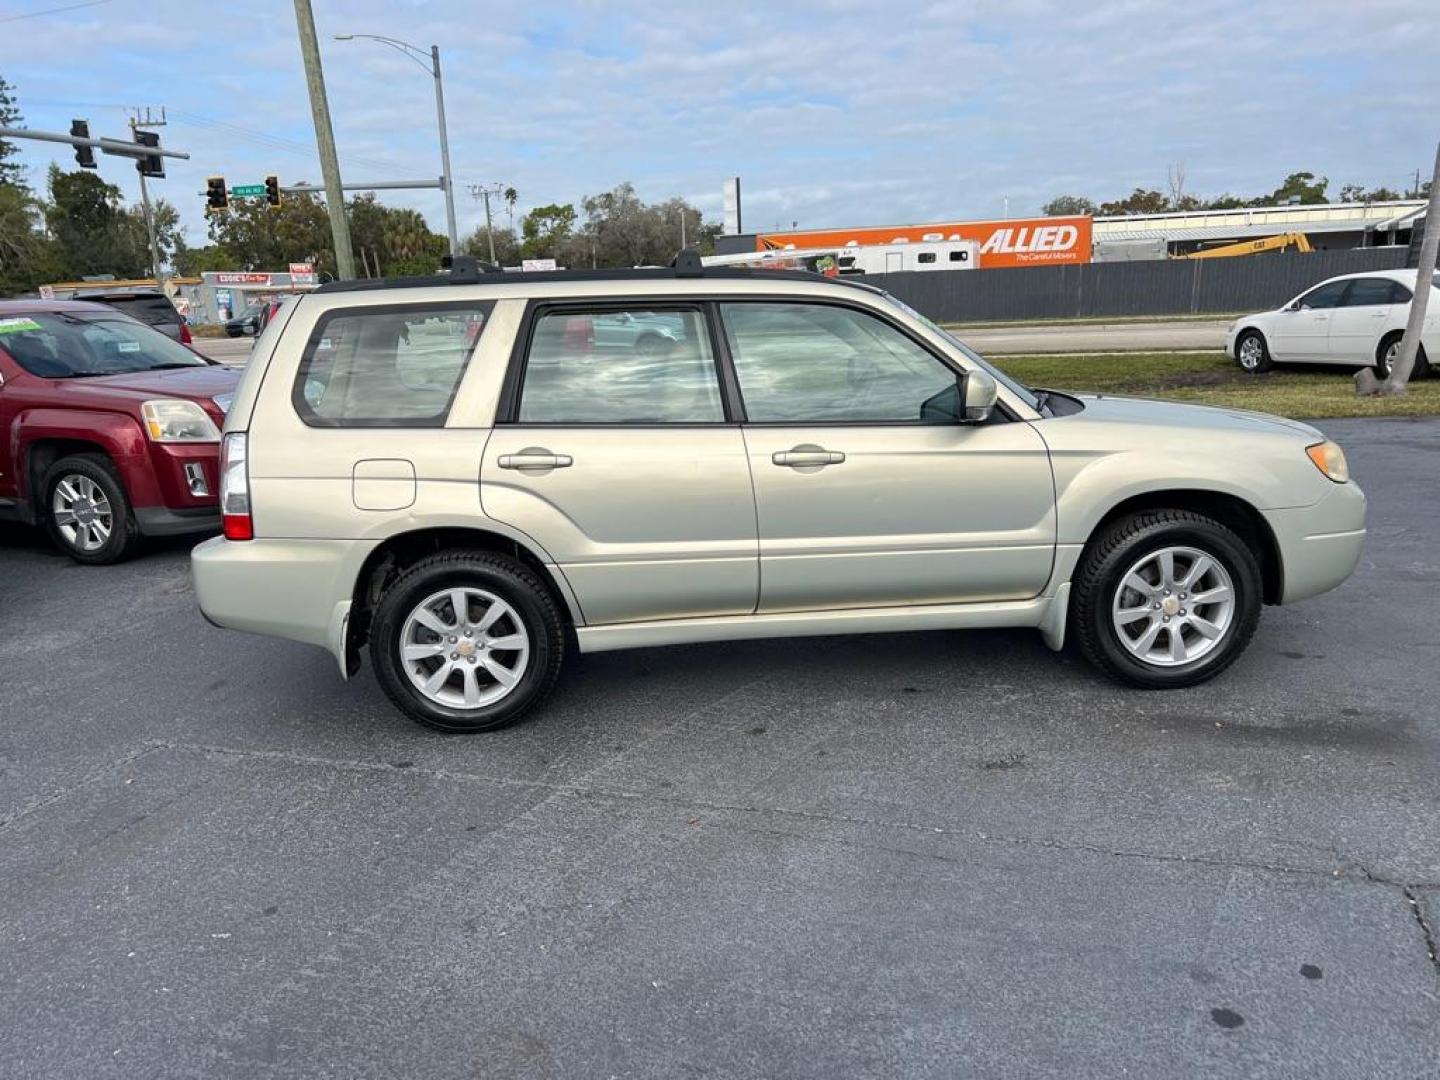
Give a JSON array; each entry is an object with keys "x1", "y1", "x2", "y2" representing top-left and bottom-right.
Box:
[
  {"x1": 1238, "y1": 336, "x2": 1263, "y2": 371},
  {"x1": 51, "y1": 474, "x2": 114, "y2": 553},
  {"x1": 399, "y1": 587, "x2": 531, "y2": 709},
  {"x1": 1111, "y1": 545, "x2": 1236, "y2": 667}
]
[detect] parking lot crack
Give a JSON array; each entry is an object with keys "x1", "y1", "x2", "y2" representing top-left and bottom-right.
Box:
[
  {"x1": 1402, "y1": 887, "x2": 1440, "y2": 973},
  {"x1": 0, "y1": 742, "x2": 165, "y2": 830}
]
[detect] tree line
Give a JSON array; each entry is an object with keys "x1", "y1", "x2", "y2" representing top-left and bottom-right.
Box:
[
  {"x1": 0, "y1": 73, "x2": 714, "y2": 295},
  {"x1": 1044, "y1": 168, "x2": 1432, "y2": 218}
]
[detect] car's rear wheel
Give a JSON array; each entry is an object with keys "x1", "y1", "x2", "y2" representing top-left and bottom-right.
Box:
[
  {"x1": 369, "y1": 551, "x2": 565, "y2": 733},
  {"x1": 1071, "y1": 510, "x2": 1262, "y2": 688},
  {"x1": 1377, "y1": 333, "x2": 1430, "y2": 380},
  {"x1": 41, "y1": 454, "x2": 141, "y2": 565},
  {"x1": 1235, "y1": 330, "x2": 1273, "y2": 373}
]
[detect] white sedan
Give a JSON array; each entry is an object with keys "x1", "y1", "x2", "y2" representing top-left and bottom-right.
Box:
[{"x1": 1225, "y1": 269, "x2": 1438, "y2": 378}]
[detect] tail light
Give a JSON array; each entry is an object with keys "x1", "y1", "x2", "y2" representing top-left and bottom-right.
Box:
[
  {"x1": 219, "y1": 431, "x2": 252, "y2": 540},
  {"x1": 180, "y1": 322, "x2": 193, "y2": 345}
]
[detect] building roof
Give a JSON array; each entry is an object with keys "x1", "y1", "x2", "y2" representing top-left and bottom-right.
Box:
[{"x1": 1094, "y1": 200, "x2": 1425, "y2": 243}]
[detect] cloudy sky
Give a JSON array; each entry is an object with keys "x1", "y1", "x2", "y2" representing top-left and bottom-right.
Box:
[{"x1": 5, "y1": 0, "x2": 1439, "y2": 246}]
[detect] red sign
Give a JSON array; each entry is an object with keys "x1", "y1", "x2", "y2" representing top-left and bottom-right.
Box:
[{"x1": 757, "y1": 216, "x2": 1093, "y2": 268}]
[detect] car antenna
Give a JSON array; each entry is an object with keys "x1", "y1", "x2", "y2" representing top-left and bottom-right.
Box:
[
  {"x1": 440, "y1": 254, "x2": 499, "y2": 280},
  {"x1": 671, "y1": 248, "x2": 704, "y2": 277}
]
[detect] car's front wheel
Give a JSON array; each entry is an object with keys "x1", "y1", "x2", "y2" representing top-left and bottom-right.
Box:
[
  {"x1": 1235, "y1": 329, "x2": 1273, "y2": 373},
  {"x1": 1071, "y1": 510, "x2": 1262, "y2": 688},
  {"x1": 1376, "y1": 333, "x2": 1430, "y2": 380},
  {"x1": 369, "y1": 551, "x2": 565, "y2": 732},
  {"x1": 41, "y1": 454, "x2": 141, "y2": 565}
]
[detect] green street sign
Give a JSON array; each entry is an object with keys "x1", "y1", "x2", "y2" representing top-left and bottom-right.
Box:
[{"x1": 230, "y1": 184, "x2": 266, "y2": 197}]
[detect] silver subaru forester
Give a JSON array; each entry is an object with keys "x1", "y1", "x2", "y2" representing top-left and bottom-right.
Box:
[{"x1": 192, "y1": 257, "x2": 1365, "y2": 732}]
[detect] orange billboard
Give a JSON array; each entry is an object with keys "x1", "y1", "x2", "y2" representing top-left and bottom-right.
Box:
[{"x1": 756, "y1": 215, "x2": 1093, "y2": 268}]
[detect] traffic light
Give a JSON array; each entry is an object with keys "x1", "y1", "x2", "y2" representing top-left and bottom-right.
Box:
[
  {"x1": 134, "y1": 129, "x2": 164, "y2": 178},
  {"x1": 206, "y1": 176, "x2": 228, "y2": 212},
  {"x1": 70, "y1": 120, "x2": 96, "y2": 169},
  {"x1": 264, "y1": 174, "x2": 281, "y2": 208}
]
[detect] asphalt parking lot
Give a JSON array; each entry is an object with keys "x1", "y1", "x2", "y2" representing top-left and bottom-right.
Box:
[{"x1": 2, "y1": 417, "x2": 1437, "y2": 1079}]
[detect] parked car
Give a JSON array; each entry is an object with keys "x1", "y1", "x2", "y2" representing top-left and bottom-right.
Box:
[
  {"x1": 72, "y1": 289, "x2": 193, "y2": 345},
  {"x1": 224, "y1": 302, "x2": 267, "y2": 337},
  {"x1": 1226, "y1": 269, "x2": 1439, "y2": 377},
  {"x1": 192, "y1": 260, "x2": 1365, "y2": 733},
  {"x1": 0, "y1": 299, "x2": 240, "y2": 563}
]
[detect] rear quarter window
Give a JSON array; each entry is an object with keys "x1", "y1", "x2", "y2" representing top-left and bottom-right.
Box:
[{"x1": 292, "y1": 302, "x2": 494, "y2": 427}]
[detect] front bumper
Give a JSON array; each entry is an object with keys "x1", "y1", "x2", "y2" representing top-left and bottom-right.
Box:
[{"x1": 1263, "y1": 480, "x2": 1366, "y2": 604}]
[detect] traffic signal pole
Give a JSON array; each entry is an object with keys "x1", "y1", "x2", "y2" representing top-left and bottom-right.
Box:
[{"x1": 292, "y1": 0, "x2": 356, "y2": 280}]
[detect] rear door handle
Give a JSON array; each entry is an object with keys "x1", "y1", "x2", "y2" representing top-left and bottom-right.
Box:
[
  {"x1": 772, "y1": 448, "x2": 845, "y2": 467},
  {"x1": 498, "y1": 450, "x2": 573, "y2": 471}
]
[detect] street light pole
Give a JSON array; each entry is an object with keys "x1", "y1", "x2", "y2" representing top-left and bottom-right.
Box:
[
  {"x1": 294, "y1": 0, "x2": 356, "y2": 280},
  {"x1": 430, "y1": 45, "x2": 458, "y2": 255},
  {"x1": 335, "y1": 33, "x2": 459, "y2": 255}
]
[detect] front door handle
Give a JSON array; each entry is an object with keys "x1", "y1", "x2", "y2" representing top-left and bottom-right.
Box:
[
  {"x1": 772, "y1": 447, "x2": 845, "y2": 467},
  {"x1": 498, "y1": 449, "x2": 573, "y2": 471}
]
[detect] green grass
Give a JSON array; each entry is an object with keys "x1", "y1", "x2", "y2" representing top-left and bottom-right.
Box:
[{"x1": 992, "y1": 351, "x2": 1440, "y2": 420}]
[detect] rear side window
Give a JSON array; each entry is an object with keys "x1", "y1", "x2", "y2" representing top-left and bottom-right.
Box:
[
  {"x1": 514, "y1": 307, "x2": 724, "y2": 424},
  {"x1": 293, "y1": 303, "x2": 493, "y2": 427},
  {"x1": 90, "y1": 295, "x2": 181, "y2": 326},
  {"x1": 1341, "y1": 278, "x2": 1394, "y2": 307},
  {"x1": 1387, "y1": 281, "x2": 1414, "y2": 304}
]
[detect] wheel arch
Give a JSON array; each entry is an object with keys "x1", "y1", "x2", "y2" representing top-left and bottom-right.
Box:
[
  {"x1": 346, "y1": 525, "x2": 580, "y2": 672},
  {"x1": 25, "y1": 436, "x2": 119, "y2": 509},
  {"x1": 1084, "y1": 489, "x2": 1283, "y2": 605}
]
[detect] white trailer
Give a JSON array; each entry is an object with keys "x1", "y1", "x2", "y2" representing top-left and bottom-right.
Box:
[{"x1": 704, "y1": 238, "x2": 980, "y2": 275}]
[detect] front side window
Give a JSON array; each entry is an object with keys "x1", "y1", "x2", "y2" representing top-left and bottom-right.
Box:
[
  {"x1": 720, "y1": 302, "x2": 959, "y2": 423},
  {"x1": 294, "y1": 303, "x2": 491, "y2": 427},
  {"x1": 0, "y1": 311, "x2": 206, "y2": 378},
  {"x1": 1295, "y1": 281, "x2": 1349, "y2": 309},
  {"x1": 1341, "y1": 278, "x2": 1395, "y2": 307},
  {"x1": 516, "y1": 307, "x2": 724, "y2": 424}
]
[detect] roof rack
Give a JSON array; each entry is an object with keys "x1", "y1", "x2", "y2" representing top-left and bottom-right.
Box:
[{"x1": 314, "y1": 247, "x2": 881, "y2": 295}]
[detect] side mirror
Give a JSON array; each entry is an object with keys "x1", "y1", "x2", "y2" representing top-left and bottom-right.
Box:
[
  {"x1": 1286, "y1": 300, "x2": 1302, "y2": 312},
  {"x1": 962, "y1": 369, "x2": 998, "y2": 422}
]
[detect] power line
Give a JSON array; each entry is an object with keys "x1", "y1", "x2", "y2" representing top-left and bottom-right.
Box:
[{"x1": 0, "y1": 0, "x2": 112, "y2": 23}]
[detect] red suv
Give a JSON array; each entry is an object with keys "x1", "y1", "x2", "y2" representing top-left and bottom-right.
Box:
[{"x1": 0, "y1": 299, "x2": 240, "y2": 564}]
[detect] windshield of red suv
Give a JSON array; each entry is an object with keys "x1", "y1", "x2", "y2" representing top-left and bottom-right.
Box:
[{"x1": 0, "y1": 311, "x2": 207, "y2": 378}]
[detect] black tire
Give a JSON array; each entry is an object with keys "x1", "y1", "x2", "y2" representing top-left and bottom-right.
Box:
[
  {"x1": 40, "y1": 453, "x2": 141, "y2": 565},
  {"x1": 369, "y1": 550, "x2": 565, "y2": 733},
  {"x1": 1071, "y1": 510, "x2": 1262, "y2": 689},
  {"x1": 1376, "y1": 333, "x2": 1430, "y2": 380},
  {"x1": 1234, "y1": 329, "x2": 1273, "y2": 374}
]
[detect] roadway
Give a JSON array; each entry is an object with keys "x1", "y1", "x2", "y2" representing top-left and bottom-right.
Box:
[{"x1": 1, "y1": 418, "x2": 1436, "y2": 1078}]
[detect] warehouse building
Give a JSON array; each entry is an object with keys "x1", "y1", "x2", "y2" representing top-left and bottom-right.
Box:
[{"x1": 715, "y1": 199, "x2": 1426, "y2": 267}]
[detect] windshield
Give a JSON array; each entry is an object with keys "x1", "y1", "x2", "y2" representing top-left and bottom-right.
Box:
[
  {"x1": 877, "y1": 293, "x2": 1041, "y2": 410},
  {"x1": 0, "y1": 311, "x2": 207, "y2": 378}
]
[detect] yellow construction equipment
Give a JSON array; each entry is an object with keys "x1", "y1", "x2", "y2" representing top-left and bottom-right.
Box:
[{"x1": 1175, "y1": 232, "x2": 1313, "y2": 259}]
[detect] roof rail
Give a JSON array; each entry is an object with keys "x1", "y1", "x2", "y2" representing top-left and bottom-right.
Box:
[{"x1": 313, "y1": 255, "x2": 884, "y2": 295}]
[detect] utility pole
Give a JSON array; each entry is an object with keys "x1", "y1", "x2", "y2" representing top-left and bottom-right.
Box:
[
  {"x1": 680, "y1": 207, "x2": 687, "y2": 249},
  {"x1": 128, "y1": 107, "x2": 166, "y2": 285},
  {"x1": 430, "y1": 45, "x2": 458, "y2": 254},
  {"x1": 293, "y1": 0, "x2": 355, "y2": 279},
  {"x1": 469, "y1": 183, "x2": 506, "y2": 263}
]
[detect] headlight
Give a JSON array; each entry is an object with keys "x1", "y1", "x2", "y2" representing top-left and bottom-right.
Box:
[
  {"x1": 141, "y1": 399, "x2": 221, "y2": 443},
  {"x1": 1306, "y1": 440, "x2": 1349, "y2": 483}
]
